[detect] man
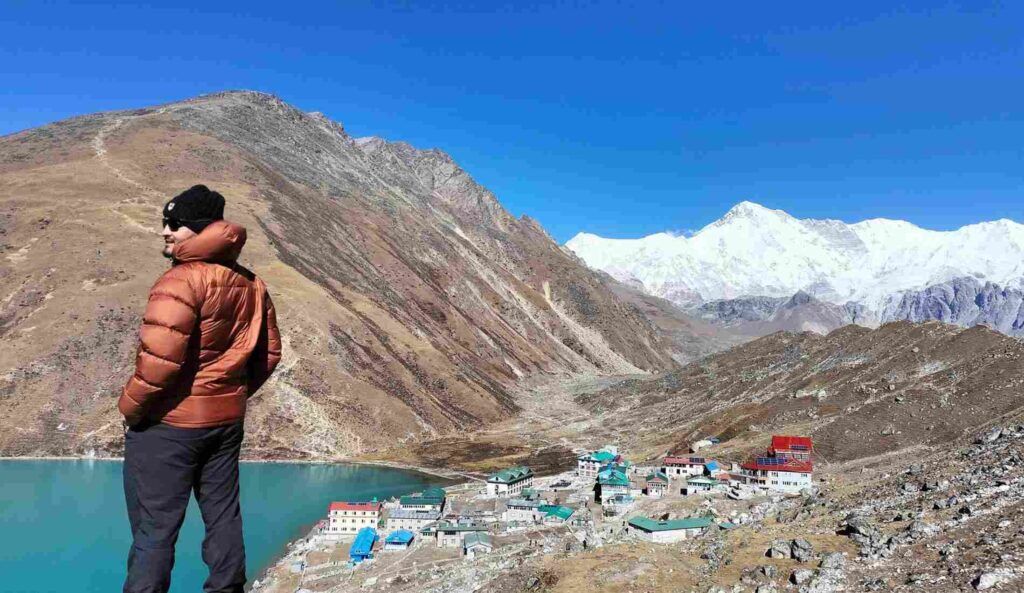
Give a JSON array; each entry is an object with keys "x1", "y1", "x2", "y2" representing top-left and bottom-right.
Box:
[{"x1": 118, "y1": 185, "x2": 282, "y2": 593}]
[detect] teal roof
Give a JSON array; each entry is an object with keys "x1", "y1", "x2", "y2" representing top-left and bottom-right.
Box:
[
  {"x1": 463, "y1": 532, "x2": 493, "y2": 548},
  {"x1": 628, "y1": 516, "x2": 714, "y2": 532},
  {"x1": 488, "y1": 466, "x2": 533, "y2": 484},
  {"x1": 539, "y1": 505, "x2": 574, "y2": 520},
  {"x1": 646, "y1": 471, "x2": 669, "y2": 483},
  {"x1": 385, "y1": 529, "x2": 415, "y2": 544},
  {"x1": 598, "y1": 468, "x2": 629, "y2": 487},
  {"x1": 400, "y1": 495, "x2": 444, "y2": 506},
  {"x1": 687, "y1": 477, "x2": 719, "y2": 485},
  {"x1": 400, "y1": 486, "x2": 447, "y2": 506}
]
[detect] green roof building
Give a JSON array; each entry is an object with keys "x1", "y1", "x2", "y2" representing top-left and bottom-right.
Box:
[
  {"x1": 399, "y1": 486, "x2": 447, "y2": 510},
  {"x1": 627, "y1": 516, "x2": 714, "y2": 543},
  {"x1": 538, "y1": 505, "x2": 574, "y2": 522},
  {"x1": 486, "y1": 466, "x2": 534, "y2": 496}
]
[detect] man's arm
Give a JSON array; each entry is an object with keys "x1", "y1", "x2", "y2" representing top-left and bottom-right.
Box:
[
  {"x1": 118, "y1": 272, "x2": 199, "y2": 426},
  {"x1": 247, "y1": 288, "x2": 282, "y2": 396}
]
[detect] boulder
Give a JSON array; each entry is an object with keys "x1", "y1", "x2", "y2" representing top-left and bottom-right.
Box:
[
  {"x1": 791, "y1": 568, "x2": 814, "y2": 585},
  {"x1": 791, "y1": 538, "x2": 814, "y2": 562},
  {"x1": 767, "y1": 539, "x2": 791, "y2": 559},
  {"x1": 905, "y1": 521, "x2": 939, "y2": 541},
  {"x1": 819, "y1": 552, "x2": 845, "y2": 571},
  {"x1": 976, "y1": 427, "x2": 1002, "y2": 444},
  {"x1": 973, "y1": 570, "x2": 1013, "y2": 590}
]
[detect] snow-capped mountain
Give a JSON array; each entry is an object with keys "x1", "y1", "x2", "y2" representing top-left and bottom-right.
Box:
[{"x1": 566, "y1": 201, "x2": 1024, "y2": 314}]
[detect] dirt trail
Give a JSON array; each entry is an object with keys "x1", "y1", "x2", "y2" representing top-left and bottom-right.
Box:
[{"x1": 92, "y1": 112, "x2": 165, "y2": 234}]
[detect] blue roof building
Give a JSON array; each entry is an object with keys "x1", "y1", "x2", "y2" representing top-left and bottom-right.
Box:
[
  {"x1": 349, "y1": 527, "x2": 378, "y2": 563},
  {"x1": 384, "y1": 529, "x2": 415, "y2": 550}
]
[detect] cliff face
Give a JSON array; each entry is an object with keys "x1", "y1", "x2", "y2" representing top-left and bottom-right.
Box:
[
  {"x1": 0, "y1": 91, "x2": 675, "y2": 459},
  {"x1": 881, "y1": 276, "x2": 1024, "y2": 335}
]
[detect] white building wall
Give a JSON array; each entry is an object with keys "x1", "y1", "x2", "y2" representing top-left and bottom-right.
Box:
[
  {"x1": 325, "y1": 509, "x2": 380, "y2": 536},
  {"x1": 384, "y1": 516, "x2": 436, "y2": 532},
  {"x1": 486, "y1": 475, "x2": 533, "y2": 497},
  {"x1": 503, "y1": 507, "x2": 541, "y2": 523},
  {"x1": 662, "y1": 464, "x2": 703, "y2": 478},
  {"x1": 627, "y1": 526, "x2": 700, "y2": 543}
]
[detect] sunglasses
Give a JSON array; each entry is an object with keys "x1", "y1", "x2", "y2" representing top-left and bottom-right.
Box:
[{"x1": 162, "y1": 217, "x2": 213, "y2": 231}]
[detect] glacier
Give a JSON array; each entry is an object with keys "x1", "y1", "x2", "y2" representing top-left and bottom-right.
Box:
[{"x1": 566, "y1": 201, "x2": 1024, "y2": 313}]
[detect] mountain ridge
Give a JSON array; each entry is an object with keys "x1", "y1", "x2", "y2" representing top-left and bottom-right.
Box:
[
  {"x1": 566, "y1": 201, "x2": 1024, "y2": 335},
  {"x1": 0, "y1": 90, "x2": 676, "y2": 459}
]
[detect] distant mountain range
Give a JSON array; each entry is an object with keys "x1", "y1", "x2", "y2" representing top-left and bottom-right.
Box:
[{"x1": 567, "y1": 202, "x2": 1024, "y2": 336}]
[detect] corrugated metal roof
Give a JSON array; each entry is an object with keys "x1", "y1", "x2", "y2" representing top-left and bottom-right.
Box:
[
  {"x1": 487, "y1": 466, "x2": 533, "y2": 484},
  {"x1": 646, "y1": 471, "x2": 669, "y2": 483},
  {"x1": 463, "y1": 532, "x2": 493, "y2": 548},
  {"x1": 598, "y1": 468, "x2": 629, "y2": 487},
  {"x1": 385, "y1": 529, "x2": 415, "y2": 544},
  {"x1": 330, "y1": 501, "x2": 382, "y2": 513},
  {"x1": 399, "y1": 494, "x2": 445, "y2": 506},
  {"x1": 540, "y1": 505, "x2": 574, "y2": 520},
  {"x1": 687, "y1": 476, "x2": 718, "y2": 485},
  {"x1": 770, "y1": 435, "x2": 813, "y2": 453},
  {"x1": 387, "y1": 508, "x2": 441, "y2": 520},
  {"x1": 628, "y1": 516, "x2": 714, "y2": 532},
  {"x1": 436, "y1": 522, "x2": 488, "y2": 533},
  {"x1": 349, "y1": 527, "x2": 377, "y2": 557}
]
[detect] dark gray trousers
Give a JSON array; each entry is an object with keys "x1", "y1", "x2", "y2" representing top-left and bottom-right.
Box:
[{"x1": 123, "y1": 421, "x2": 246, "y2": 593}]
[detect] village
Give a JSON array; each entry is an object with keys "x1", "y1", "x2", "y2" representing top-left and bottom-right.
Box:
[{"x1": 253, "y1": 435, "x2": 819, "y2": 592}]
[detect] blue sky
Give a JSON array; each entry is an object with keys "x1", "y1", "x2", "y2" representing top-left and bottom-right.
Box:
[{"x1": 2, "y1": 1, "x2": 1022, "y2": 242}]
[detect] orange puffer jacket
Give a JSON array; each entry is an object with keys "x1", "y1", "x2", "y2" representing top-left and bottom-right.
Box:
[{"x1": 118, "y1": 220, "x2": 282, "y2": 428}]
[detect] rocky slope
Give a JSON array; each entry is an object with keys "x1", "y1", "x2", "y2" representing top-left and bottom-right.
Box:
[
  {"x1": 881, "y1": 276, "x2": 1024, "y2": 336},
  {"x1": 576, "y1": 320, "x2": 1024, "y2": 464},
  {"x1": 694, "y1": 291, "x2": 878, "y2": 337},
  {"x1": 604, "y1": 275, "x2": 746, "y2": 364},
  {"x1": 0, "y1": 91, "x2": 677, "y2": 459}
]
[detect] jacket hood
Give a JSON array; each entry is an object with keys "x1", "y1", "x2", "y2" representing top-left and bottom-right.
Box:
[{"x1": 173, "y1": 220, "x2": 247, "y2": 264}]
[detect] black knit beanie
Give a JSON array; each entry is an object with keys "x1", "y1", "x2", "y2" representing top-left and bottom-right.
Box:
[{"x1": 163, "y1": 185, "x2": 225, "y2": 234}]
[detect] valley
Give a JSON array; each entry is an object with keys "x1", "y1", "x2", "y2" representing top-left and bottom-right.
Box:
[{"x1": 2, "y1": 92, "x2": 1023, "y2": 592}]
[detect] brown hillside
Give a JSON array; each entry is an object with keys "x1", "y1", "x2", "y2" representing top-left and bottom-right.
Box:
[
  {"x1": 0, "y1": 91, "x2": 677, "y2": 459},
  {"x1": 576, "y1": 321, "x2": 1024, "y2": 464}
]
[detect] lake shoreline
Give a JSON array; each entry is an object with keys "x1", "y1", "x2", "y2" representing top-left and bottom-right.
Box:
[
  {"x1": 1, "y1": 458, "x2": 452, "y2": 592},
  {"x1": 0, "y1": 454, "x2": 469, "y2": 484}
]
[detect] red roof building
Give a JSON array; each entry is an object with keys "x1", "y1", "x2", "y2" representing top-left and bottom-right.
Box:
[
  {"x1": 739, "y1": 436, "x2": 814, "y2": 493},
  {"x1": 325, "y1": 501, "x2": 382, "y2": 536},
  {"x1": 329, "y1": 501, "x2": 382, "y2": 513},
  {"x1": 768, "y1": 435, "x2": 813, "y2": 460},
  {"x1": 663, "y1": 456, "x2": 706, "y2": 466}
]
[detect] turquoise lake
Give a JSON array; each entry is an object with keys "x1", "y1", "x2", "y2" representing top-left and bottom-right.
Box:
[{"x1": 0, "y1": 459, "x2": 448, "y2": 593}]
